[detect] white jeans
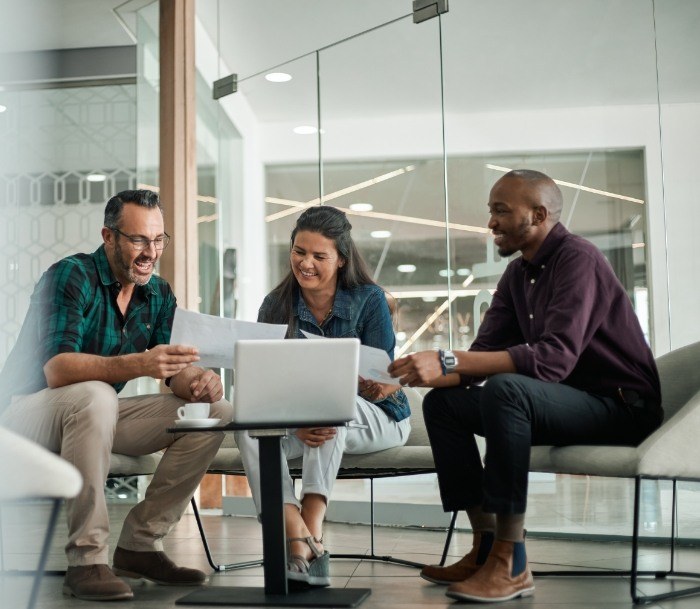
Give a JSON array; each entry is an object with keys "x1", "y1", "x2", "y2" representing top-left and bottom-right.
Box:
[{"x1": 234, "y1": 396, "x2": 411, "y2": 512}]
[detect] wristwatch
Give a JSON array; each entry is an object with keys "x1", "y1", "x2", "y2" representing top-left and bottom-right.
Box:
[{"x1": 439, "y1": 349, "x2": 459, "y2": 375}]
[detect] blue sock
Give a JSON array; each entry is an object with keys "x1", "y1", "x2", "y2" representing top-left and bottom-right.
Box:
[{"x1": 511, "y1": 541, "x2": 527, "y2": 576}]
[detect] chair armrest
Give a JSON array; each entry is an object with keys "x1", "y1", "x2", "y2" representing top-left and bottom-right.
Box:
[{"x1": 637, "y1": 389, "x2": 700, "y2": 478}]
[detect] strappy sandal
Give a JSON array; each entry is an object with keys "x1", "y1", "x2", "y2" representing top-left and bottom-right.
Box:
[{"x1": 286, "y1": 536, "x2": 330, "y2": 587}]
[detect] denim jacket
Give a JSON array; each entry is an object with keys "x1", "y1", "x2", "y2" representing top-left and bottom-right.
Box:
[{"x1": 258, "y1": 284, "x2": 410, "y2": 422}]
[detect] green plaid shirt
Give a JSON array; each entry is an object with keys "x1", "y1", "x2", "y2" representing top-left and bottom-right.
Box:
[{"x1": 0, "y1": 245, "x2": 176, "y2": 405}]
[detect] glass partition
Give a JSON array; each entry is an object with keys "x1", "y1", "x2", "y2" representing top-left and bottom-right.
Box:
[
  {"x1": 243, "y1": 52, "x2": 323, "y2": 292},
  {"x1": 442, "y1": 0, "x2": 659, "y2": 351},
  {"x1": 318, "y1": 15, "x2": 446, "y2": 355},
  {"x1": 0, "y1": 84, "x2": 138, "y2": 367},
  {"x1": 197, "y1": 0, "x2": 698, "y2": 538},
  {"x1": 653, "y1": 0, "x2": 700, "y2": 349}
]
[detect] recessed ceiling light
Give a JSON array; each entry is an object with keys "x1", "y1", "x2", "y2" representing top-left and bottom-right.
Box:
[
  {"x1": 395, "y1": 331, "x2": 407, "y2": 341},
  {"x1": 349, "y1": 202, "x2": 373, "y2": 212},
  {"x1": 456, "y1": 267, "x2": 471, "y2": 276},
  {"x1": 370, "y1": 230, "x2": 391, "y2": 239},
  {"x1": 265, "y1": 72, "x2": 292, "y2": 83},
  {"x1": 86, "y1": 173, "x2": 107, "y2": 182},
  {"x1": 422, "y1": 296, "x2": 437, "y2": 303},
  {"x1": 397, "y1": 264, "x2": 416, "y2": 273},
  {"x1": 438, "y1": 269, "x2": 455, "y2": 277},
  {"x1": 0, "y1": 104, "x2": 7, "y2": 113},
  {"x1": 293, "y1": 125, "x2": 318, "y2": 135}
]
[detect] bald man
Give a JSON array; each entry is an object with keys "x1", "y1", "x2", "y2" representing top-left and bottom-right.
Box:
[{"x1": 389, "y1": 169, "x2": 662, "y2": 603}]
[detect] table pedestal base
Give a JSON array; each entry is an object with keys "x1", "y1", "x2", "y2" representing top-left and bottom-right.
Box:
[{"x1": 175, "y1": 586, "x2": 371, "y2": 607}]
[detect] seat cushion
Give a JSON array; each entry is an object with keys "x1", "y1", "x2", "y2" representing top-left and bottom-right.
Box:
[{"x1": 109, "y1": 452, "x2": 162, "y2": 478}]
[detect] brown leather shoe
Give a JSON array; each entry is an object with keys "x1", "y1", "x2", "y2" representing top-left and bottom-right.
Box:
[
  {"x1": 63, "y1": 564, "x2": 134, "y2": 601},
  {"x1": 420, "y1": 530, "x2": 494, "y2": 585},
  {"x1": 112, "y1": 547, "x2": 206, "y2": 586},
  {"x1": 446, "y1": 539, "x2": 535, "y2": 603}
]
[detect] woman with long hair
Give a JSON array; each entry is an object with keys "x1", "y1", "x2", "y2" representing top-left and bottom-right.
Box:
[{"x1": 235, "y1": 205, "x2": 411, "y2": 587}]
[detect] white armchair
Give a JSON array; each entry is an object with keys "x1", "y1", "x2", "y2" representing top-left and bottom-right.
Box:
[{"x1": 0, "y1": 426, "x2": 82, "y2": 609}]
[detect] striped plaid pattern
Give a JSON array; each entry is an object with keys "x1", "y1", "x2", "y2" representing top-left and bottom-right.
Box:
[{"x1": 0, "y1": 245, "x2": 176, "y2": 403}]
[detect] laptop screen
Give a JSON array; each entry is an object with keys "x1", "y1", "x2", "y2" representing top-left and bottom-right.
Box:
[{"x1": 231, "y1": 338, "x2": 360, "y2": 426}]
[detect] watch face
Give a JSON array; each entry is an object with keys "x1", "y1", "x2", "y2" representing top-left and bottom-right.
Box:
[{"x1": 444, "y1": 351, "x2": 456, "y2": 368}]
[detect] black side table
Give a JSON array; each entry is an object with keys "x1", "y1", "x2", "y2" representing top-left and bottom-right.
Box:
[{"x1": 170, "y1": 421, "x2": 370, "y2": 608}]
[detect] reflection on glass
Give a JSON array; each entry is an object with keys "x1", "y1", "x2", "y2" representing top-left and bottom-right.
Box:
[
  {"x1": 265, "y1": 151, "x2": 649, "y2": 354},
  {"x1": 241, "y1": 52, "x2": 322, "y2": 289}
]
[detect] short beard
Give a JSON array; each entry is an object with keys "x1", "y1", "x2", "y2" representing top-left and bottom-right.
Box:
[
  {"x1": 497, "y1": 216, "x2": 532, "y2": 258},
  {"x1": 114, "y1": 240, "x2": 153, "y2": 286}
]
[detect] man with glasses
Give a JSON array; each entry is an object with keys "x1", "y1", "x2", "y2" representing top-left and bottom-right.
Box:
[{"x1": 0, "y1": 189, "x2": 233, "y2": 601}]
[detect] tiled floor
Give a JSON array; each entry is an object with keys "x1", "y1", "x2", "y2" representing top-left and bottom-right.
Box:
[
  {"x1": 3, "y1": 503, "x2": 700, "y2": 608},
  {"x1": 0, "y1": 498, "x2": 700, "y2": 609}
]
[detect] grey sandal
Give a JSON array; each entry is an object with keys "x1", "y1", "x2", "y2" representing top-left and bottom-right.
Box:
[{"x1": 286, "y1": 536, "x2": 330, "y2": 587}]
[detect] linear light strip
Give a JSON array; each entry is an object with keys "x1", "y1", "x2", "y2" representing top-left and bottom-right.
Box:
[
  {"x1": 266, "y1": 197, "x2": 489, "y2": 234},
  {"x1": 264, "y1": 165, "x2": 417, "y2": 222},
  {"x1": 397, "y1": 295, "x2": 456, "y2": 358},
  {"x1": 137, "y1": 183, "x2": 218, "y2": 205},
  {"x1": 484, "y1": 165, "x2": 645, "y2": 204},
  {"x1": 391, "y1": 289, "x2": 485, "y2": 299},
  {"x1": 395, "y1": 276, "x2": 477, "y2": 355}
]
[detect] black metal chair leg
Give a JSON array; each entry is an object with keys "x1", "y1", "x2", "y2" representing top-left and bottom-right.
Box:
[
  {"x1": 330, "y1": 478, "x2": 425, "y2": 568},
  {"x1": 439, "y1": 511, "x2": 458, "y2": 566},
  {"x1": 27, "y1": 499, "x2": 62, "y2": 609},
  {"x1": 190, "y1": 497, "x2": 263, "y2": 572},
  {"x1": 631, "y1": 476, "x2": 641, "y2": 603},
  {"x1": 532, "y1": 477, "x2": 700, "y2": 605}
]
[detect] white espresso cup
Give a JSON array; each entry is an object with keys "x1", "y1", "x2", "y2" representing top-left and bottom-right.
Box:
[{"x1": 177, "y1": 402, "x2": 210, "y2": 420}]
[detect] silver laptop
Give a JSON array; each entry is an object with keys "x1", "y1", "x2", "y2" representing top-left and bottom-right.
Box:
[{"x1": 231, "y1": 338, "x2": 360, "y2": 426}]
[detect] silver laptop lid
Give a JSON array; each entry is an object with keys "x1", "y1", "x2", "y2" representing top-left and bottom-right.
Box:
[{"x1": 232, "y1": 338, "x2": 360, "y2": 426}]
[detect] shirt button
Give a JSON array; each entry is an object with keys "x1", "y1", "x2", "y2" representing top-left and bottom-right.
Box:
[
  {"x1": 529, "y1": 314, "x2": 534, "y2": 319},
  {"x1": 541, "y1": 265, "x2": 545, "y2": 269},
  {"x1": 530, "y1": 278, "x2": 536, "y2": 284}
]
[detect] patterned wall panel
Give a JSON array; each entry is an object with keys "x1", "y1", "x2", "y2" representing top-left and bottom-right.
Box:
[{"x1": 0, "y1": 85, "x2": 137, "y2": 366}]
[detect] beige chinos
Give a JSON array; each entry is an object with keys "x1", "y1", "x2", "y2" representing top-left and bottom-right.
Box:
[{"x1": 0, "y1": 380, "x2": 233, "y2": 566}]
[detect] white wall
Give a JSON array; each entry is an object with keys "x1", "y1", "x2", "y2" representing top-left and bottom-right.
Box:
[
  {"x1": 194, "y1": 18, "x2": 267, "y2": 323},
  {"x1": 658, "y1": 103, "x2": 700, "y2": 350}
]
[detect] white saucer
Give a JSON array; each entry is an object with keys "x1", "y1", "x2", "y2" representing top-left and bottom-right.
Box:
[{"x1": 174, "y1": 418, "x2": 222, "y2": 428}]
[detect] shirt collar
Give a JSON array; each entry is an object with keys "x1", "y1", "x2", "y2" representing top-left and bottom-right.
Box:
[
  {"x1": 521, "y1": 222, "x2": 569, "y2": 270},
  {"x1": 93, "y1": 244, "x2": 157, "y2": 297},
  {"x1": 294, "y1": 285, "x2": 353, "y2": 321}
]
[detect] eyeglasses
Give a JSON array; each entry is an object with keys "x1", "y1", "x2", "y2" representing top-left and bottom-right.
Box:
[{"x1": 110, "y1": 227, "x2": 171, "y2": 251}]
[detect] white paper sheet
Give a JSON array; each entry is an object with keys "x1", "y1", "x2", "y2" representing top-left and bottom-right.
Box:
[
  {"x1": 170, "y1": 308, "x2": 287, "y2": 369},
  {"x1": 301, "y1": 330, "x2": 395, "y2": 383}
]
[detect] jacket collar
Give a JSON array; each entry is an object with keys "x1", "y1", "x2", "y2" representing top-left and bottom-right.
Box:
[{"x1": 295, "y1": 285, "x2": 353, "y2": 321}]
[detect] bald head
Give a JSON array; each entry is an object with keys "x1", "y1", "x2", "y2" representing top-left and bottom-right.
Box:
[
  {"x1": 487, "y1": 169, "x2": 565, "y2": 260},
  {"x1": 499, "y1": 169, "x2": 564, "y2": 223}
]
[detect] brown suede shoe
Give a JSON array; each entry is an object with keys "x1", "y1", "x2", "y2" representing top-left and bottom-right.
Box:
[
  {"x1": 446, "y1": 539, "x2": 535, "y2": 603},
  {"x1": 63, "y1": 564, "x2": 134, "y2": 601},
  {"x1": 420, "y1": 531, "x2": 493, "y2": 585},
  {"x1": 112, "y1": 547, "x2": 206, "y2": 586}
]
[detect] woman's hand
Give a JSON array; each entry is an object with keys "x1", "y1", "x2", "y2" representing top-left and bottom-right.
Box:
[
  {"x1": 358, "y1": 378, "x2": 401, "y2": 402},
  {"x1": 295, "y1": 427, "x2": 337, "y2": 447}
]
